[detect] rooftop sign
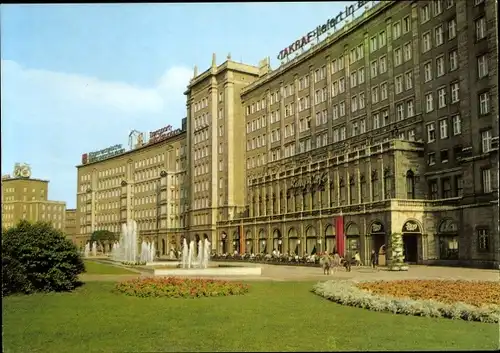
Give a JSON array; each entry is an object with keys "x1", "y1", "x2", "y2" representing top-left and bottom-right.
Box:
[
  {"x1": 149, "y1": 125, "x2": 182, "y2": 144},
  {"x1": 277, "y1": 0, "x2": 374, "y2": 61},
  {"x1": 81, "y1": 144, "x2": 125, "y2": 165}
]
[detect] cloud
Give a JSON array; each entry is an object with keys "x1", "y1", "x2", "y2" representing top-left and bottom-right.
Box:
[
  {"x1": 0, "y1": 59, "x2": 192, "y2": 207},
  {"x1": 1, "y1": 60, "x2": 192, "y2": 115}
]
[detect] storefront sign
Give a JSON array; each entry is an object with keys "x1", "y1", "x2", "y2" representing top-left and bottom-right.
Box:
[
  {"x1": 149, "y1": 125, "x2": 182, "y2": 144},
  {"x1": 277, "y1": 0, "x2": 374, "y2": 61},
  {"x1": 402, "y1": 220, "x2": 421, "y2": 233},
  {"x1": 82, "y1": 144, "x2": 125, "y2": 164}
]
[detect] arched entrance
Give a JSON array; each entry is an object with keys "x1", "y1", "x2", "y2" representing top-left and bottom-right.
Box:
[
  {"x1": 245, "y1": 230, "x2": 253, "y2": 254},
  {"x1": 233, "y1": 230, "x2": 240, "y2": 254},
  {"x1": 272, "y1": 229, "x2": 282, "y2": 253},
  {"x1": 161, "y1": 239, "x2": 166, "y2": 255},
  {"x1": 370, "y1": 221, "x2": 386, "y2": 265},
  {"x1": 258, "y1": 229, "x2": 266, "y2": 254},
  {"x1": 401, "y1": 220, "x2": 422, "y2": 263},
  {"x1": 220, "y1": 232, "x2": 228, "y2": 254},
  {"x1": 305, "y1": 226, "x2": 317, "y2": 255},
  {"x1": 346, "y1": 223, "x2": 360, "y2": 258},
  {"x1": 437, "y1": 219, "x2": 459, "y2": 260},
  {"x1": 324, "y1": 224, "x2": 336, "y2": 254},
  {"x1": 288, "y1": 227, "x2": 298, "y2": 255}
]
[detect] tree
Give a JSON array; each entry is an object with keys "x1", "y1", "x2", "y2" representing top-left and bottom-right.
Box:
[
  {"x1": 90, "y1": 230, "x2": 119, "y2": 253},
  {"x1": 2, "y1": 220, "x2": 85, "y2": 296}
]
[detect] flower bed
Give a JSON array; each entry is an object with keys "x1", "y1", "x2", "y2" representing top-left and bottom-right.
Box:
[
  {"x1": 312, "y1": 280, "x2": 500, "y2": 323},
  {"x1": 356, "y1": 280, "x2": 500, "y2": 307},
  {"x1": 114, "y1": 277, "x2": 250, "y2": 298}
]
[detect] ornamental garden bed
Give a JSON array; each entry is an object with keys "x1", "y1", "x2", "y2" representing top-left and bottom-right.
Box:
[
  {"x1": 312, "y1": 279, "x2": 500, "y2": 323},
  {"x1": 114, "y1": 277, "x2": 250, "y2": 298}
]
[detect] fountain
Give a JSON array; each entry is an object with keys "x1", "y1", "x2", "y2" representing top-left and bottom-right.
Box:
[
  {"x1": 181, "y1": 238, "x2": 189, "y2": 268},
  {"x1": 111, "y1": 220, "x2": 139, "y2": 263},
  {"x1": 84, "y1": 242, "x2": 90, "y2": 258},
  {"x1": 202, "y1": 237, "x2": 210, "y2": 269},
  {"x1": 91, "y1": 241, "x2": 97, "y2": 257},
  {"x1": 188, "y1": 240, "x2": 195, "y2": 269},
  {"x1": 150, "y1": 242, "x2": 156, "y2": 262}
]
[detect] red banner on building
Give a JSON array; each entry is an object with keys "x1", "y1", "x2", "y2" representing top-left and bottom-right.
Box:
[
  {"x1": 335, "y1": 216, "x2": 345, "y2": 257},
  {"x1": 240, "y1": 225, "x2": 245, "y2": 254}
]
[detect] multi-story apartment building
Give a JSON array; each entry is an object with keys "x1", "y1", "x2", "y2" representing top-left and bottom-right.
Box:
[
  {"x1": 75, "y1": 122, "x2": 187, "y2": 255},
  {"x1": 65, "y1": 209, "x2": 77, "y2": 241},
  {"x1": 212, "y1": 0, "x2": 498, "y2": 268},
  {"x1": 2, "y1": 164, "x2": 66, "y2": 231},
  {"x1": 184, "y1": 54, "x2": 269, "y2": 244}
]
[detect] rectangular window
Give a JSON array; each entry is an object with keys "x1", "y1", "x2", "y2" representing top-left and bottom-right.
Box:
[
  {"x1": 373, "y1": 113, "x2": 380, "y2": 129},
  {"x1": 429, "y1": 179, "x2": 438, "y2": 199},
  {"x1": 475, "y1": 17, "x2": 486, "y2": 41},
  {"x1": 422, "y1": 32, "x2": 432, "y2": 52},
  {"x1": 394, "y1": 48, "x2": 402, "y2": 66},
  {"x1": 436, "y1": 56, "x2": 445, "y2": 77},
  {"x1": 405, "y1": 71, "x2": 413, "y2": 90},
  {"x1": 435, "y1": 25, "x2": 444, "y2": 46},
  {"x1": 395, "y1": 75, "x2": 403, "y2": 94},
  {"x1": 450, "y1": 82, "x2": 459, "y2": 103},
  {"x1": 371, "y1": 86, "x2": 379, "y2": 104},
  {"x1": 424, "y1": 61, "x2": 432, "y2": 82},
  {"x1": 380, "y1": 82, "x2": 388, "y2": 100},
  {"x1": 393, "y1": 21, "x2": 401, "y2": 39},
  {"x1": 481, "y1": 130, "x2": 492, "y2": 153},
  {"x1": 449, "y1": 50, "x2": 458, "y2": 71},
  {"x1": 396, "y1": 103, "x2": 404, "y2": 121},
  {"x1": 427, "y1": 123, "x2": 436, "y2": 142},
  {"x1": 477, "y1": 54, "x2": 488, "y2": 79},
  {"x1": 379, "y1": 56, "x2": 387, "y2": 73},
  {"x1": 407, "y1": 100, "x2": 414, "y2": 117},
  {"x1": 439, "y1": 119, "x2": 448, "y2": 139},
  {"x1": 370, "y1": 60, "x2": 378, "y2": 78},
  {"x1": 452, "y1": 114, "x2": 461, "y2": 135},
  {"x1": 421, "y1": 4, "x2": 430, "y2": 23},
  {"x1": 379, "y1": 31, "x2": 386, "y2": 47},
  {"x1": 479, "y1": 92, "x2": 490, "y2": 114},
  {"x1": 448, "y1": 18, "x2": 457, "y2": 39},
  {"x1": 438, "y1": 87, "x2": 447, "y2": 108},
  {"x1": 482, "y1": 169, "x2": 492, "y2": 193},
  {"x1": 442, "y1": 177, "x2": 452, "y2": 198},
  {"x1": 425, "y1": 92, "x2": 434, "y2": 113},
  {"x1": 478, "y1": 229, "x2": 489, "y2": 251},
  {"x1": 455, "y1": 175, "x2": 463, "y2": 196},
  {"x1": 404, "y1": 42, "x2": 412, "y2": 62},
  {"x1": 403, "y1": 16, "x2": 411, "y2": 33},
  {"x1": 358, "y1": 67, "x2": 365, "y2": 84},
  {"x1": 370, "y1": 36, "x2": 378, "y2": 52}
]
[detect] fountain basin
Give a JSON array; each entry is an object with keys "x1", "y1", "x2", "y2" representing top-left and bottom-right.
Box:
[{"x1": 154, "y1": 266, "x2": 262, "y2": 277}]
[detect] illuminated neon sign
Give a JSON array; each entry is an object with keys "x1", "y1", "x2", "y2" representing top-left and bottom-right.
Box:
[{"x1": 277, "y1": 1, "x2": 376, "y2": 61}]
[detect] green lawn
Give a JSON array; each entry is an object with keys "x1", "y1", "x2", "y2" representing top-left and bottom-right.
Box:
[
  {"x1": 3, "y1": 281, "x2": 497, "y2": 353},
  {"x1": 83, "y1": 260, "x2": 136, "y2": 275}
]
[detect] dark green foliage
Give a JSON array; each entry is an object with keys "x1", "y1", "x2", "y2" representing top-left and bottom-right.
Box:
[
  {"x1": 2, "y1": 220, "x2": 85, "y2": 296},
  {"x1": 90, "y1": 229, "x2": 118, "y2": 253}
]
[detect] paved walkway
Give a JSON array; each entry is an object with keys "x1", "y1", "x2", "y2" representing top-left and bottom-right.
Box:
[{"x1": 80, "y1": 262, "x2": 499, "y2": 282}]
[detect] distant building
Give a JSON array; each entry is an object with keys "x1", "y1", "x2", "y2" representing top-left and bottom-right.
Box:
[
  {"x1": 75, "y1": 123, "x2": 187, "y2": 254},
  {"x1": 2, "y1": 164, "x2": 66, "y2": 231},
  {"x1": 65, "y1": 208, "x2": 77, "y2": 242}
]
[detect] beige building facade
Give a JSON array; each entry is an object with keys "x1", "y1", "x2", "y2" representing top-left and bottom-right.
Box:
[
  {"x1": 65, "y1": 209, "x2": 77, "y2": 241},
  {"x1": 211, "y1": 0, "x2": 498, "y2": 268},
  {"x1": 75, "y1": 125, "x2": 187, "y2": 254},
  {"x1": 2, "y1": 168, "x2": 66, "y2": 231},
  {"x1": 184, "y1": 54, "x2": 270, "y2": 244}
]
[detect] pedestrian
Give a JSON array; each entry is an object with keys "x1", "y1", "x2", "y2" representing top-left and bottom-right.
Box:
[{"x1": 370, "y1": 249, "x2": 377, "y2": 270}]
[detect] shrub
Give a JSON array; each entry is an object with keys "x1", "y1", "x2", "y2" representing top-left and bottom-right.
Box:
[
  {"x1": 114, "y1": 277, "x2": 250, "y2": 298},
  {"x1": 312, "y1": 280, "x2": 500, "y2": 323},
  {"x1": 2, "y1": 220, "x2": 85, "y2": 296}
]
